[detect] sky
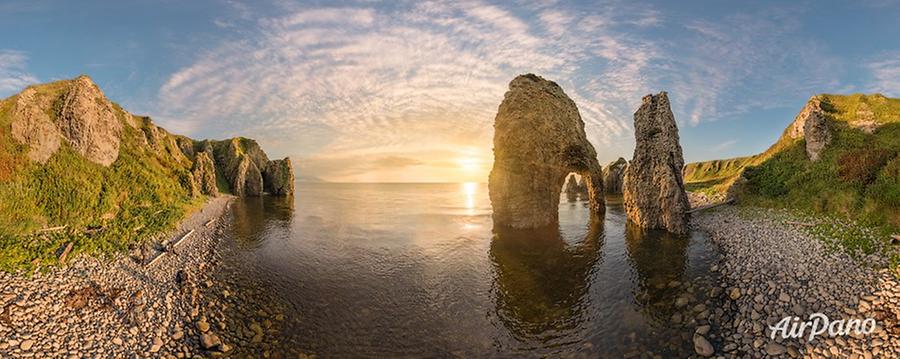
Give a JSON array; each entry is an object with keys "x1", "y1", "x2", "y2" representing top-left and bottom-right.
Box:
[{"x1": 1, "y1": 0, "x2": 899, "y2": 183}]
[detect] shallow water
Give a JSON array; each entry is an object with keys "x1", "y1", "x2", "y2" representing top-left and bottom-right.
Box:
[{"x1": 219, "y1": 183, "x2": 720, "y2": 357}]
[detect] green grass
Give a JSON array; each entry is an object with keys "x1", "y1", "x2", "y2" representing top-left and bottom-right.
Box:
[
  {"x1": 0, "y1": 79, "x2": 203, "y2": 272},
  {"x1": 683, "y1": 94, "x2": 900, "y2": 266}
]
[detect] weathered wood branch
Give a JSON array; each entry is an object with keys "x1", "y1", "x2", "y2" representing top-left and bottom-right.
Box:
[{"x1": 686, "y1": 198, "x2": 735, "y2": 214}]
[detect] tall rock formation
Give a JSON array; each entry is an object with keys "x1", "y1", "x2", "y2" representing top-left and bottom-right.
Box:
[
  {"x1": 803, "y1": 108, "x2": 831, "y2": 162},
  {"x1": 264, "y1": 158, "x2": 295, "y2": 196},
  {"x1": 488, "y1": 74, "x2": 604, "y2": 229},
  {"x1": 786, "y1": 96, "x2": 831, "y2": 162},
  {"x1": 192, "y1": 151, "x2": 219, "y2": 197},
  {"x1": 622, "y1": 92, "x2": 690, "y2": 234},
  {"x1": 210, "y1": 138, "x2": 294, "y2": 197},
  {"x1": 11, "y1": 75, "x2": 124, "y2": 166},
  {"x1": 602, "y1": 157, "x2": 628, "y2": 194}
]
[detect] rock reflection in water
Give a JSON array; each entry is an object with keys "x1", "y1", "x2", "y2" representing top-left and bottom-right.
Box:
[
  {"x1": 490, "y1": 215, "x2": 603, "y2": 344},
  {"x1": 231, "y1": 195, "x2": 295, "y2": 247},
  {"x1": 624, "y1": 222, "x2": 689, "y2": 323}
]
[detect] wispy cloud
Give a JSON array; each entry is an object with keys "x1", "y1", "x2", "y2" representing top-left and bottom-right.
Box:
[
  {"x1": 158, "y1": 1, "x2": 663, "y2": 180},
  {"x1": 157, "y1": 1, "x2": 844, "y2": 180},
  {"x1": 672, "y1": 10, "x2": 840, "y2": 126},
  {"x1": 0, "y1": 50, "x2": 38, "y2": 97},
  {"x1": 866, "y1": 52, "x2": 900, "y2": 96}
]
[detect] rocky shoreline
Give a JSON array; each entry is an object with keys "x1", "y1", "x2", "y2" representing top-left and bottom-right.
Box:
[
  {"x1": 2, "y1": 194, "x2": 898, "y2": 358},
  {"x1": 0, "y1": 196, "x2": 305, "y2": 358},
  {"x1": 693, "y1": 206, "x2": 899, "y2": 358}
]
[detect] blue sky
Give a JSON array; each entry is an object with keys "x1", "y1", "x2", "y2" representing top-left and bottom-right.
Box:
[{"x1": 1, "y1": 0, "x2": 898, "y2": 182}]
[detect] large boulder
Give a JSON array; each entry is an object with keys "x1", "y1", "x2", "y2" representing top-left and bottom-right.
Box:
[
  {"x1": 602, "y1": 157, "x2": 628, "y2": 194},
  {"x1": 488, "y1": 74, "x2": 604, "y2": 229},
  {"x1": 263, "y1": 158, "x2": 295, "y2": 196},
  {"x1": 192, "y1": 151, "x2": 219, "y2": 197},
  {"x1": 10, "y1": 75, "x2": 123, "y2": 166},
  {"x1": 622, "y1": 92, "x2": 690, "y2": 234}
]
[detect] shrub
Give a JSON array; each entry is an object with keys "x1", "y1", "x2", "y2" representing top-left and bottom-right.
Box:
[{"x1": 837, "y1": 149, "x2": 895, "y2": 186}]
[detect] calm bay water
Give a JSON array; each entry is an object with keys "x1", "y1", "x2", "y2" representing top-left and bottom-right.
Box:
[{"x1": 218, "y1": 183, "x2": 720, "y2": 357}]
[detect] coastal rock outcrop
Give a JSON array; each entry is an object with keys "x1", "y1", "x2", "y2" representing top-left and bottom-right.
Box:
[
  {"x1": 803, "y1": 106, "x2": 831, "y2": 162},
  {"x1": 263, "y1": 158, "x2": 295, "y2": 196},
  {"x1": 622, "y1": 92, "x2": 690, "y2": 234},
  {"x1": 213, "y1": 138, "x2": 268, "y2": 197},
  {"x1": 788, "y1": 96, "x2": 823, "y2": 139},
  {"x1": 786, "y1": 96, "x2": 831, "y2": 161},
  {"x1": 232, "y1": 156, "x2": 263, "y2": 197},
  {"x1": 602, "y1": 157, "x2": 628, "y2": 194},
  {"x1": 192, "y1": 152, "x2": 219, "y2": 197},
  {"x1": 56, "y1": 76, "x2": 123, "y2": 166},
  {"x1": 10, "y1": 87, "x2": 61, "y2": 163},
  {"x1": 488, "y1": 74, "x2": 604, "y2": 229},
  {"x1": 11, "y1": 75, "x2": 123, "y2": 166}
]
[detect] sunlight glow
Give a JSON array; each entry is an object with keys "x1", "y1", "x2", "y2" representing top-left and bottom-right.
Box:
[
  {"x1": 462, "y1": 182, "x2": 477, "y2": 216},
  {"x1": 456, "y1": 157, "x2": 483, "y2": 172}
]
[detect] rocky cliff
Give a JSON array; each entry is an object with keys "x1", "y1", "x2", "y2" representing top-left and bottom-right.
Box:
[
  {"x1": 0, "y1": 76, "x2": 295, "y2": 262},
  {"x1": 11, "y1": 75, "x2": 124, "y2": 165},
  {"x1": 622, "y1": 92, "x2": 690, "y2": 234},
  {"x1": 683, "y1": 93, "x2": 900, "y2": 229},
  {"x1": 488, "y1": 74, "x2": 604, "y2": 229}
]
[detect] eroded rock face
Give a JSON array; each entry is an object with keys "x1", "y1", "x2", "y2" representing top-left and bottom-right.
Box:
[
  {"x1": 804, "y1": 108, "x2": 831, "y2": 162},
  {"x1": 788, "y1": 96, "x2": 823, "y2": 139},
  {"x1": 11, "y1": 88, "x2": 61, "y2": 163},
  {"x1": 192, "y1": 152, "x2": 219, "y2": 197},
  {"x1": 10, "y1": 76, "x2": 123, "y2": 166},
  {"x1": 622, "y1": 92, "x2": 690, "y2": 234},
  {"x1": 231, "y1": 156, "x2": 263, "y2": 197},
  {"x1": 602, "y1": 157, "x2": 628, "y2": 194},
  {"x1": 56, "y1": 76, "x2": 123, "y2": 166},
  {"x1": 488, "y1": 74, "x2": 604, "y2": 229},
  {"x1": 263, "y1": 158, "x2": 295, "y2": 196}
]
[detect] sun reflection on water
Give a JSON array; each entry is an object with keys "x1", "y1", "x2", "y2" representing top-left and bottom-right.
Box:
[{"x1": 462, "y1": 182, "x2": 478, "y2": 218}]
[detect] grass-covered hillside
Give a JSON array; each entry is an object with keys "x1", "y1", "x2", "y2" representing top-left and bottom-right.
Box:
[
  {"x1": 0, "y1": 76, "x2": 287, "y2": 272},
  {"x1": 684, "y1": 94, "x2": 900, "y2": 253}
]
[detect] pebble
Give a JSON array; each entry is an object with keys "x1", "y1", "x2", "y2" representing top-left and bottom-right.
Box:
[{"x1": 692, "y1": 334, "x2": 714, "y2": 357}]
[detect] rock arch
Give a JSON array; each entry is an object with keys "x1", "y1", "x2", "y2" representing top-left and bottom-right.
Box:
[{"x1": 488, "y1": 74, "x2": 605, "y2": 229}]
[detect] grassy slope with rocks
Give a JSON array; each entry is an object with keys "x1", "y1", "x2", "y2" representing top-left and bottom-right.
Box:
[
  {"x1": 0, "y1": 77, "x2": 271, "y2": 272},
  {"x1": 684, "y1": 94, "x2": 900, "y2": 265}
]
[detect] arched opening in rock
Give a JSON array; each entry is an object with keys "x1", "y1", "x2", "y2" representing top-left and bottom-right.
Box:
[{"x1": 488, "y1": 74, "x2": 605, "y2": 229}]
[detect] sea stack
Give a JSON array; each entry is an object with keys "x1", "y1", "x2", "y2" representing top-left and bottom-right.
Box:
[
  {"x1": 602, "y1": 157, "x2": 628, "y2": 194},
  {"x1": 264, "y1": 158, "x2": 296, "y2": 196},
  {"x1": 488, "y1": 74, "x2": 604, "y2": 229},
  {"x1": 622, "y1": 92, "x2": 690, "y2": 234}
]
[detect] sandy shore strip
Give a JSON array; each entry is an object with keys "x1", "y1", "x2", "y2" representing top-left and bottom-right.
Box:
[
  {"x1": 0, "y1": 196, "x2": 244, "y2": 357},
  {"x1": 693, "y1": 206, "x2": 899, "y2": 358}
]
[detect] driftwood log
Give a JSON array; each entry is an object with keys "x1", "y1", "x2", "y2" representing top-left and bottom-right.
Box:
[{"x1": 686, "y1": 198, "x2": 735, "y2": 214}]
